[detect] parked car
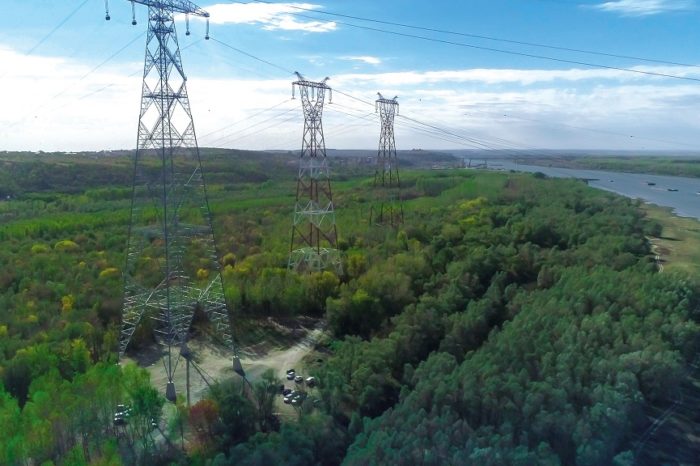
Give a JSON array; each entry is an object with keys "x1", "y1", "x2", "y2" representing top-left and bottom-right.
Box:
[
  {"x1": 282, "y1": 388, "x2": 293, "y2": 396},
  {"x1": 290, "y1": 391, "x2": 308, "y2": 406},
  {"x1": 113, "y1": 404, "x2": 131, "y2": 426},
  {"x1": 286, "y1": 372, "x2": 295, "y2": 380},
  {"x1": 286, "y1": 368, "x2": 295, "y2": 374},
  {"x1": 305, "y1": 376, "x2": 316, "y2": 387},
  {"x1": 294, "y1": 375, "x2": 303, "y2": 384}
]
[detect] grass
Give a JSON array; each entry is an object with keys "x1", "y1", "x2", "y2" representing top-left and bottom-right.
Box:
[{"x1": 643, "y1": 204, "x2": 700, "y2": 278}]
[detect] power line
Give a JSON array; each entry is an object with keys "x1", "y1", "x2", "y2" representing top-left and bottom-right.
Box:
[
  {"x1": 327, "y1": 99, "x2": 485, "y2": 149},
  {"x1": 333, "y1": 88, "x2": 494, "y2": 150},
  {"x1": 50, "y1": 32, "x2": 145, "y2": 104},
  {"x1": 231, "y1": 1, "x2": 700, "y2": 83},
  {"x1": 0, "y1": 0, "x2": 93, "y2": 83},
  {"x1": 399, "y1": 114, "x2": 502, "y2": 150},
  {"x1": 332, "y1": 84, "x2": 699, "y2": 152},
  {"x1": 74, "y1": 38, "x2": 202, "y2": 103},
  {"x1": 189, "y1": 34, "x2": 700, "y2": 152},
  {"x1": 396, "y1": 119, "x2": 482, "y2": 149},
  {"x1": 204, "y1": 35, "x2": 698, "y2": 150},
  {"x1": 209, "y1": 36, "x2": 295, "y2": 76},
  {"x1": 5, "y1": 31, "x2": 146, "y2": 130},
  {"x1": 199, "y1": 98, "x2": 292, "y2": 139},
  {"x1": 333, "y1": 89, "x2": 375, "y2": 107},
  {"x1": 471, "y1": 110, "x2": 698, "y2": 149},
  {"x1": 325, "y1": 118, "x2": 376, "y2": 140},
  {"x1": 207, "y1": 107, "x2": 297, "y2": 146},
  {"x1": 238, "y1": 0, "x2": 698, "y2": 69},
  {"x1": 222, "y1": 113, "x2": 298, "y2": 147},
  {"x1": 26, "y1": 0, "x2": 92, "y2": 56},
  {"x1": 330, "y1": 100, "x2": 514, "y2": 151},
  {"x1": 324, "y1": 19, "x2": 700, "y2": 83},
  {"x1": 204, "y1": 39, "x2": 289, "y2": 81}
]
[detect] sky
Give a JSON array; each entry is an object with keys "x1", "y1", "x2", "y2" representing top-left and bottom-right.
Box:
[{"x1": 1, "y1": 0, "x2": 700, "y2": 152}]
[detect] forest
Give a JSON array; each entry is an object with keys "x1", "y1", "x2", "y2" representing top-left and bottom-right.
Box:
[{"x1": 0, "y1": 150, "x2": 698, "y2": 465}]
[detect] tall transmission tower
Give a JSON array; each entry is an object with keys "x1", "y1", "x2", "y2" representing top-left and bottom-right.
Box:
[
  {"x1": 107, "y1": 0, "x2": 238, "y2": 402},
  {"x1": 289, "y1": 72, "x2": 342, "y2": 273},
  {"x1": 370, "y1": 93, "x2": 403, "y2": 226}
]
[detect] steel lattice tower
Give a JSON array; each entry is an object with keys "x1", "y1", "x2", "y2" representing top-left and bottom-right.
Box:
[
  {"x1": 370, "y1": 93, "x2": 403, "y2": 226},
  {"x1": 110, "y1": 0, "x2": 236, "y2": 402},
  {"x1": 288, "y1": 72, "x2": 342, "y2": 273}
]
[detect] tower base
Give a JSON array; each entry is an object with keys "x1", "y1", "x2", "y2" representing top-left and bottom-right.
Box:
[
  {"x1": 233, "y1": 356, "x2": 246, "y2": 378},
  {"x1": 288, "y1": 247, "x2": 342, "y2": 274},
  {"x1": 165, "y1": 381, "x2": 177, "y2": 402}
]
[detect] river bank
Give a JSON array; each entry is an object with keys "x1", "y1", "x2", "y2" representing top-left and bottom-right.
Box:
[
  {"x1": 643, "y1": 204, "x2": 700, "y2": 277},
  {"x1": 483, "y1": 161, "x2": 700, "y2": 276},
  {"x1": 489, "y1": 160, "x2": 700, "y2": 219}
]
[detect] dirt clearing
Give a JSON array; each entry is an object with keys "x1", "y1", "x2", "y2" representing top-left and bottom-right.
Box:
[{"x1": 123, "y1": 317, "x2": 326, "y2": 404}]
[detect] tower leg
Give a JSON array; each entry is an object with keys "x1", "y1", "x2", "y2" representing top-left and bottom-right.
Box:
[
  {"x1": 166, "y1": 381, "x2": 177, "y2": 403},
  {"x1": 186, "y1": 359, "x2": 191, "y2": 407}
]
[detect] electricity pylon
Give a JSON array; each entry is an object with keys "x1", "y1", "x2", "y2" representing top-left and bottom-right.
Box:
[
  {"x1": 107, "y1": 0, "x2": 238, "y2": 402},
  {"x1": 370, "y1": 93, "x2": 403, "y2": 226},
  {"x1": 288, "y1": 72, "x2": 342, "y2": 274}
]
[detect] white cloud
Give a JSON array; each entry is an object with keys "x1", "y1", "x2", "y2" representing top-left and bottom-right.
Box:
[
  {"x1": 2, "y1": 43, "x2": 699, "y2": 152},
  {"x1": 0, "y1": 44, "x2": 296, "y2": 152},
  {"x1": 341, "y1": 56, "x2": 382, "y2": 65},
  {"x1": 590, "y1": 0, "x2": 695, "y2": 16},
  {"x1": 196, "y1": 3, "x2": 336, "y2": 32},
  {"x1": 332, "y1": 65, "x2": 700, "y2": 87}
]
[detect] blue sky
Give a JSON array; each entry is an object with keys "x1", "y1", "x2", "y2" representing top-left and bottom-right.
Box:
[{"x1": 1, "y1": 0, "x2": 700, "y2": 152}]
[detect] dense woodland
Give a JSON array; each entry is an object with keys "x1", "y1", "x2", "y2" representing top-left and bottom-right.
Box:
[{"x1": 0, "y1": 150, "x2": 698, "y2": 465}]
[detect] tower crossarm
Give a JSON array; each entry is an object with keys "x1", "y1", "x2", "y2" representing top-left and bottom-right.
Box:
[
  {"x1": 293, "y1": 73, "x2": 331, "y2": 100},
  {"x1": 131, "y1": 0, "x2": 209, "y2": 17},
  {"x1": 293, "y1": 79, "x2": 330, "y2": 90}
]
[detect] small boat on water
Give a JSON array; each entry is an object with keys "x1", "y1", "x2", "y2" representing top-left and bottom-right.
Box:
[
  {"x1": 647, "y1": 182, "x2": 656, "y2": 186},
  {"x1": 667, "y1": 188, "x2": 679, "y2": 192}
]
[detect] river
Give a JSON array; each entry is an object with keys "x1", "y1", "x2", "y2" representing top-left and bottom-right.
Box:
[{"x1": 487, "y1": 160, "x2": 700, "y2": 220}]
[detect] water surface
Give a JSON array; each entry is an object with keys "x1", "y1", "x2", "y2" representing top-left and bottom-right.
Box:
[{"x1": 489, "y1": 160, "x2": 700, "y2": 220}]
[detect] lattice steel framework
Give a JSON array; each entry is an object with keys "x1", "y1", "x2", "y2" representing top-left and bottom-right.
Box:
[
  {"x1": 370, "y1": 93, "x2": 403, "y2": 226},
  {"x1": 113, "y1": 0, "x2": 235, "y2": 402},
  {"x1": 289, "y1": 72, "x2": 342, "y2": 273}
]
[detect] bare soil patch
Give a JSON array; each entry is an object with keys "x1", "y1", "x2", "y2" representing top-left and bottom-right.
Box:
[{"x1": 123, "y1": 317, "x2": 326, "y2": 405}]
